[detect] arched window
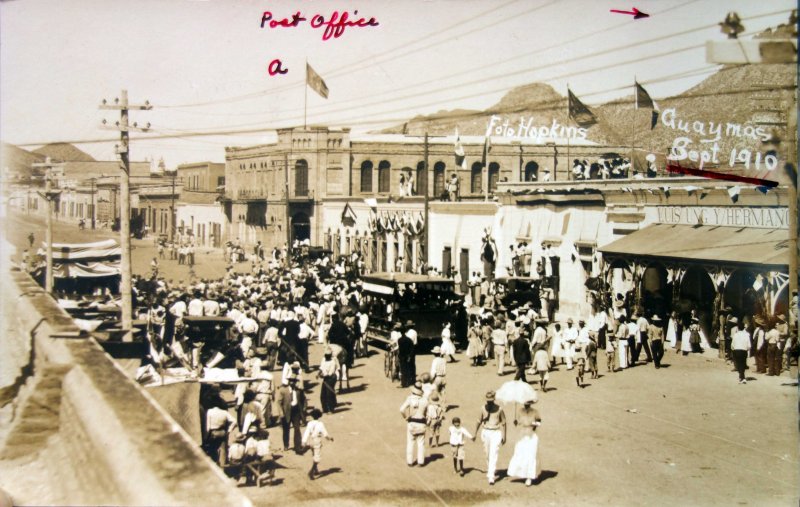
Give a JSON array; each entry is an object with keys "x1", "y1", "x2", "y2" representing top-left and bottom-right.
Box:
[
  {"x1": 378, "y1": 160, "x2": 391, "y2": 193},
  {"x1": 433, "y1": 162, "x2": 446, "y2": 198},
  {"x1": 295, "y1": 159, "x2": 308, "y2": 196},
  {"x1": 360, "y1": 160, "x2": 373, "y2": 193},
  {"x1": 470, "y1": 162, "x2": 483, "y2": 194},
  {"x1": 488, "y1": 162, "x2": 500, "y2": 193},
  {"x1": 416, "y1": 161, "x2": 427, "y2": 196},
  {"x1": 524, "y1": 161, "x2": 539, "y2": 182}
]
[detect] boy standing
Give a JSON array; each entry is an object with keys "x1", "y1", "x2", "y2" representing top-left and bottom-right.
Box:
[
  {"x1": 448, "y1": 416, "x2": 474, "y2": 476},
  {"x1": 302, "y1": 408, "x2": 334, "y2": 480}
]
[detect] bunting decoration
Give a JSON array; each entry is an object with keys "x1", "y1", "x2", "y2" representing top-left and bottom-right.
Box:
[
  {"x1": 568, "y1": 88, "x2": 597, "y2": 128},
  {"x1": 727, "y1": 185, "x2": 742, "y2": 203}
]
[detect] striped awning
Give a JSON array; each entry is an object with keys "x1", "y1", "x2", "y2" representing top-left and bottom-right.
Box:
[{"x1": 599, "y1": 223, "x2": 789, "y2": 267}]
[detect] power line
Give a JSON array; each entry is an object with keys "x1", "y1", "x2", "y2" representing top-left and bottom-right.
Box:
[
  {"x1": 18, "y1": 63, "x2": 772, "y2": 149},
  {"x1": 155, "y1": 6, "x2": 793, "y2": 132},
  {"x1": 160, "y1": 0, "x2": 529, "y2": 109}
]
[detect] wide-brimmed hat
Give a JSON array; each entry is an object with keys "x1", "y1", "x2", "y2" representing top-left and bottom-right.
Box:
[
  {"x1": 429, "y1": 392, "x2": 440, "y2": 402},
  {"x1": 485, "y1": 390, "x2": 496, "y2": 400},
  {"x1": 405, "y1": 320, "x2": 415, "y2": 328},
  {"x1": 411, "y1": 382, "x2": 423, "y2": 396},
  {"x1": 291, "y1": 361, "x2": 301, "y2": 369},
  {"x1": 728, "y1": 316, "x2": 738, "y2": 324},
  {"x1": 651, "y1": 314, "x2": 662, "y2": 322},
  {"x1": 432, "y1": 346, "x2": 442, "y2": 355}
]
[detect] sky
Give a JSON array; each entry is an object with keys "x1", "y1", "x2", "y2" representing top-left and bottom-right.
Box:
[{"x1": 0, "y1": 0, "x2": 795, "y2": 168}]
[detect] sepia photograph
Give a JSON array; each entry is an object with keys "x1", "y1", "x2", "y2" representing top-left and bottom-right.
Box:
[{"x1": 0, "y1": 0, "x2": 797, "y2": 505}]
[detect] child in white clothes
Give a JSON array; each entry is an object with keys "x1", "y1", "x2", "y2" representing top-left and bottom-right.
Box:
[
  {"x1": 302, "y1": 409, "x2": 333, "y2": 480},
  {"x1": 448, "y1": 416, "x2": 474, "y2": 476}
]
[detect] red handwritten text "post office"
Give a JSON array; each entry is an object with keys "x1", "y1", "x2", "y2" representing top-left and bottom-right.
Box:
[{"x1": 260, "y1": 10, "x2": 379, "y2": 41}]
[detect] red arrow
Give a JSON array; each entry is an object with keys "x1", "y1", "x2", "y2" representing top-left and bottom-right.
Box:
[{"x1": 610, "y1": 7, "x2": 649, "y2": 19}]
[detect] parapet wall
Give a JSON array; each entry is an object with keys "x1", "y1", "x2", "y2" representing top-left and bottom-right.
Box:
[{"x1": 0, "y1": 270, "x2": 251, "y2": 507}]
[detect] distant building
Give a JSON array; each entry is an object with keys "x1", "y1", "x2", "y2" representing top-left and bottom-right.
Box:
[
  {"x1": 176, "y1": 191, "x2": 226, "y2": 247},
  {"x1": 223, "y1": 125, "x2": 617, "y2": 264},
  {"x1": 177, "y1": 162, "x2": 225, "y2": 192}
]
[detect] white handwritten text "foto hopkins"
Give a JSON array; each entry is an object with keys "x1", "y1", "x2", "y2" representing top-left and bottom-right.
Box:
[{"x1": 486, "y1": 115, "x2": 588, "y2": 140}]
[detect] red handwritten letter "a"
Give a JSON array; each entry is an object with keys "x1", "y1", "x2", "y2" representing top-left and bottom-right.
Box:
[{"x1": 268, "y1": 59, "x2": 288, "y2": 76}]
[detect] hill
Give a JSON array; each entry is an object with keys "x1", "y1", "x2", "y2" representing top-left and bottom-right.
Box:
[
  {"x1": 33, "y1": 143, "x2": 95, "y2": 163},
  {"x1": 1, "y1": 142, "x2": 45, "y2": 179},
  {"x1": 379, "y1": 62, "x2": 796, "y2": 176}
]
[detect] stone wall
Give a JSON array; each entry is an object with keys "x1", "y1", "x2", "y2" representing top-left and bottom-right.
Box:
[{"x1": 0, "y1": 270, "x2": 251, "y2": 507}]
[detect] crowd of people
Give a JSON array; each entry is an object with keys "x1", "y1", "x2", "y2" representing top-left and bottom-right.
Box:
[
  {"x1": 571, "y1": 154, "x2": 661, "y2": 181},
  {"x1": 131, "y1": 248, "x2": 372, "y2": 482},
  {"x1": 59, "y1": 226, "x2": 795, "y2": 490}
]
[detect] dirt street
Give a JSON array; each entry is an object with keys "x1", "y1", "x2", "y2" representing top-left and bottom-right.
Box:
[{"x1": 4, "y1": 211, "x2": 798, "y2": 506}]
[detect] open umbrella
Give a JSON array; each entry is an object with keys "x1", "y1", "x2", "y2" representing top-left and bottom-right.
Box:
[
  {"x1": 495, "y1": 380, "x2": 538, "y2": 405},
  {"x1": 496, "y1": 380, "x2": 538, "y2": 420}
]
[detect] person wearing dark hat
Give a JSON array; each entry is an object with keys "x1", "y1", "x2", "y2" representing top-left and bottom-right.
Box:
[
  {"x1": 752, "y1": 316, "x2": 768, "y2": 374},
  {"x1": 397, "y1": 323, "x2": 417, "y2": 387},
  {"x1": 276, "y1": 376, "x2": 307, "y2": 452},
  {"x1": 475, "y1": 390, "x2": 506, "y2": 485},
  {"x1": 399, "y1": 382, "x2": 429, "y2": 466},
  {"x1": 731, "y1": 319, "x2": 751, "y2": 384},
  {"x1": 511, "y1": 328, "x2": 532, "y2": 383},
  {"x1": 648, "y1": 315, "x2": 665, "y2": 368}
]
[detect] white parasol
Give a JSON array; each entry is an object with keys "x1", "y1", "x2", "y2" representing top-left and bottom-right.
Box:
[
  {"x1": 495, "y1": 380, "x2": 538, "y2": 405},
  {"x1": 495, "y1": 380, "x2": 538, "y2": 420}
]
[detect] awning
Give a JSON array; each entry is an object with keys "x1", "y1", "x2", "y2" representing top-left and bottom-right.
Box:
[
  {"x1": 54, "y1": 260, "x2": 121, "y2": 278},
  {"x1": 47, "y1": 239, "x2": 121, "y2": 261},
  {"x1": 599, "y1": 223, "x2": 789, "y2": 267}
]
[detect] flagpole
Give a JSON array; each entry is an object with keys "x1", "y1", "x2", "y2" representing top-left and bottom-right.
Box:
[
  {"x1": 566, "y1": 84, "x2": 570, "y2": 181},
  {"x1": 304, "y1": 59, "x2": 308, "y2": 129},
  {"x1": 631, "y1": 79, "x2": 637, "y2": 178}
]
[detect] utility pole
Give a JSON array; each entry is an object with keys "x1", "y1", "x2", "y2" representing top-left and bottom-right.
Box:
[
  {"x1": 169, "y1": 168, "x2": 177, "y2": 242},
  {"x1": 423, "y1": 132, "x2": 430, "y2": 267},
  {"x1": 90, "y1": 177, "x2": 96, "y2": 229},
  {"x1": 100, "y1": 90, "x2": 151, "y2": 336},
  {"x1": 32, "y1": 156, "x2": 63, "y2": 294},
  {"x1": 284, "y1": 151, "x2": 291, "y2": 265}
]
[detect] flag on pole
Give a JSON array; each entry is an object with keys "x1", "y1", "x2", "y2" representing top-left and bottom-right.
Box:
[
  {"x1": 481, "y1": 136, "x2": 492, "y2": 167},
  {"x1": 568, "y1": 88, "x2": 597, "y2": 128},
  {"x1": 306, "y1": 63, "x2": 329, "y2": 99},
  {"x1": 454, "y1": 130, "x2": 466, "y2": 170},
  {"x1": 635, "y1": 81, "x2": 659, "y2": 129}
]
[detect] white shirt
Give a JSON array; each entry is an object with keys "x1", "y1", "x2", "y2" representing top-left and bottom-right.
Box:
[
  {"x1": 187, "y1": 299, "x2": 204, "y2": 317},
  {"x1": 449, "y1": 425, "x2": 474, "y2": 446},
  {"x1": 169, "y1": 300, "x2": 187, "y2": 318}
]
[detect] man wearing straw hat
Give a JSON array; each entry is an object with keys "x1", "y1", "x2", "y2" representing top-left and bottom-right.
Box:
[
  {"x1": 648, "y1": 315, "x2": 665, "y2": 369},
  {"x1": 400, "y1": 382, "x2": 429, "y2": 466},
  {"x1": 475, "y1": 390, "x2": 507, "y2": 485}
]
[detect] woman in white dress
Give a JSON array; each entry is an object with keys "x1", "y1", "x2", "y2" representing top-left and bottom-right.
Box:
[
  {"x1": 440, "y1": 323, "x2": 457, "y2": 362},
  {"x1": 507, "y1": 399, "x2": 541, "y2": 486},
  {"x1": 666, "y1": 311, "x2": 679, "y2": 349},
  {"x1": 549, "y1": 323, "x2": 564, "y2": 367}
]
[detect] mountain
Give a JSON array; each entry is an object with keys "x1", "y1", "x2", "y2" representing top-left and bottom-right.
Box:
[
  {"x1": 379, "y1": 62, "x2": 796, "y2": 176},
  {"x1": 380, "y1": 82, "x2": 622, "y2": 145},
  {"x1": 33, "y1": 143, "x2": 95, "y2": 162},
  {"x1": 1, "y1": 142, "x2": 45, "y2": 180}
]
